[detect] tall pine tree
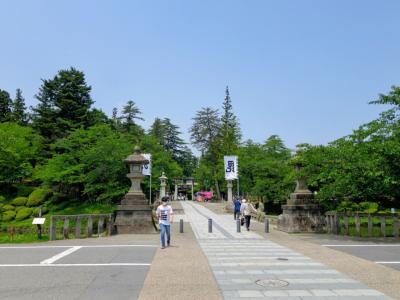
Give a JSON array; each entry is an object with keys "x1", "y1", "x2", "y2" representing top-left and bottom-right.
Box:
[
  {"x1": 11, "y1": 88, "x2": 27, "y2": 124},
  {"x1": 220, "y1": 86, "x2": 241, "y2": 154},
  {"x1": 149, "y1": 117, "x2": 165, "y2": 145},
  {"x1": 0, "y1": 89, "x2": 12, "y2": 122},
  {"x1": 121, "y1": 100, "x2": 144, "y2": 133},
  {"x1": 32, "y1": 67, "x2": 94, "y2": 142}
]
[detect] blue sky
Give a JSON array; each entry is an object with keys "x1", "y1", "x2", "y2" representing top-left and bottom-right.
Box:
[{"x1": 1, "y1": 0, "x2": 399, "y2": 151}]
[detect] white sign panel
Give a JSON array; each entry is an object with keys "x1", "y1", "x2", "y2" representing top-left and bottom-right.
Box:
[
  {"x1": 32, "y1": 218, "x2": 46, "y2": 225},
  {"x1": 142, "y1": 153, "x2": 152, "y2": 176},
  {"x1": 224, "y1": 156, "x2": 238, "y2": 180}
]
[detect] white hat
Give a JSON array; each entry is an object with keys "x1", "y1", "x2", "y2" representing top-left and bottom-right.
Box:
[{"x1": 242, "y1": 199, "x2": 247, "y2": 203}]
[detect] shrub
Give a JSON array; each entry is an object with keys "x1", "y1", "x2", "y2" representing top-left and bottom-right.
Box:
[
  {"x1": 16, "y1": 206, "x2": 27, "y2": 212},
  {"x1": 14, "y1": 185, "x2": 35, "y2": 197},
  {"x1": 32, "y1": 206, "x2": 49, "y2": 216},
  {"x1": 337, "y1": 200, "x2": 359, "y2": 212},
  {"x1": 11, "y1": 197, "x2": 28, "y2": 206},
  {"x1": 0, "y1": 196, "x2": 5, "y2": 202},
  {"x1": 3, "y1": 204, "x2": 15, "y2": 211},
  {"x1": 27, "y1": 188, "x2": 52, "y2": 207},
  {"x1": 15, "y1": 207, "x2": 33, "y2": 221},
  {"x1": 359, "y1": 202, "x2": 379, "y2": 214},
  {"x1": 2, "y1": 210, "x2": 16, "y2": 221}
]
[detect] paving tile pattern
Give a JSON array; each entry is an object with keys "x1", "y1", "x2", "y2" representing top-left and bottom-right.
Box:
[{"x1": 181, "y1": 202, "x2": 391, "y2": 299}]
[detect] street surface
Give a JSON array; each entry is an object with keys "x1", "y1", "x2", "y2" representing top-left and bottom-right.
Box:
[
  {"x1": 0, "y1": 236, "x2": 157, "y2": 300},
  {"x1": 293, "y1": 234, "x2": 400, "y2": 271}
]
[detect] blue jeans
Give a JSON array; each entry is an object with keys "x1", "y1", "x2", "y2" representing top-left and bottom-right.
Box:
[{"x1": 160, "y1": 223, "x2": 171, "y2": 247}]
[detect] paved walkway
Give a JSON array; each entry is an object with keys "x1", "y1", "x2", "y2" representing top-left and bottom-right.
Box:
[{"x1": 182, "y1": 202, "x2": 391, "y2": 299}]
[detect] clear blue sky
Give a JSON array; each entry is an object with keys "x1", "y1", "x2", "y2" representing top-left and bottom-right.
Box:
[{"x1": 1, "y1": 0, "x2": 399, "y2": 151}]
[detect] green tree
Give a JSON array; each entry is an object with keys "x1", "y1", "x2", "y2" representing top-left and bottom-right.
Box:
[
  {"x1": 149, "y1": 117, "x2": 165, "y2": 144},
  {"x1": 220, "y1": 86, "x2": 241, "y2": 154},
  {"x1": 161, "y1": 118, "x2": 185, "y2": 160},
  {"x1": 32, "y1": 67, "x2": 94, "y2": 142},
  {"x1": 190, "y1": 107, "x2": 222, "y2": 198},
  {"x1": 0, "y1": 122, "x2": 42, "y2": 186},
  {"x1": 121, "y1": 100, "x2": 144, "y2": 133},
  {"x1": 11, "y1": 89, "x2": 28, "y2": 124},
  {"x1": 140, "y1": 134, "x2": 183, "y2": 199},
  {"x1": 35, "y1": 125, "x2": 132, "y2": 202},
  {"x1": 237, "y1": 137, "x2": 293, "y2": 211},
  {"x1": 298, "y1": 86, "x2": 400, "y2": 210},
  {"x1": 0, "y1": 89, "x2": 12, "y2": 122}
]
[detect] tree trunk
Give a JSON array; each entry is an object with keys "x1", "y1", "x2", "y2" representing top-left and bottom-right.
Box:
[{"x1": 214, "y1": 178, "x2": 221, "y2": 200}]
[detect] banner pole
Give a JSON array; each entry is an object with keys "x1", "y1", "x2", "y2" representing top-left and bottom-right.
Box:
[
  {"x1": 149, "y1": 174, "x2": 152, "y2": 205},
  {"x1": 237, "y1": 175, "x2": 240, "y2": 198}
]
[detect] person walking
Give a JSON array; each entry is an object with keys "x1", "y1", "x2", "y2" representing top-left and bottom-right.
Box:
[
  {"x1": 240, "y1": 199, "x2": 256, "y2": 231},
  {"x1": 156, "y1": 196, "x2": 174, "y2": 249},
  {"x1": 233, "y1": 197, "x2": 241, "y2": 220}
]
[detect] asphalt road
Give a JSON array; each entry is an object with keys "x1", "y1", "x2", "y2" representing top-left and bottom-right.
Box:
[
  {"x1": 294, "y1": 233, "x2": 400, "y2": 271},
  {"x1": 0, "y1": 239, "x2": 158, "y2": 300}
]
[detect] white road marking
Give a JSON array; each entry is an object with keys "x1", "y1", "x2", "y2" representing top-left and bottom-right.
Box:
[
  {"x1": 41, "y1": 246, "x2": 82, "y2": 264},
  {"x1": 322, "y1": 244, "x2": 400, "y2": 247},
  {"x1": 0, "y1": 244, "x2": 158, "y2": 249},
  {"x1": 376, "y1": 261, "x2": 400, "y2": 264},
  {"x1": 0, "y1": 263, "x2": 151, "y2": 267}
]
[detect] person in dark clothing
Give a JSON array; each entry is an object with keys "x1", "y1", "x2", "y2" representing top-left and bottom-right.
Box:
[{"x1": 233, "y1": 197, "x2": 241, "y2": 220}]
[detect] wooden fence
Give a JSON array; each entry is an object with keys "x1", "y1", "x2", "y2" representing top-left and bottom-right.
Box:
[
  {"x1": 49, "y1": 214, "x2": 113, "y2": 240},
  {"x1": 325, "y1": 212, "x2": 399, "y2": 238}
]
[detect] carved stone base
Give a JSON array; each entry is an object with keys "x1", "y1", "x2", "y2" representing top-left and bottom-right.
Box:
[
  {"x1": 277, "y1": 203, "x2": 325, "y2": 233},
  {"x1": 114, "y1": 207, "x2": 157, "y2": 234}
]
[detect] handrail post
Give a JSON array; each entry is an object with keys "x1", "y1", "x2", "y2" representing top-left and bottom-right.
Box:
[
  {"x1": 87, "y1": 215, "x2": 93, "y2": 237},
  {"x1": 380, "y1": 216, "x2": 386, "y2": 238},
  {"x1": 50, "y1": 216, "x2": 57, "y2": 241},
  {"x1": 98, "y1": 217, "x2": 104, "y2": 237},
  {"x1": 63, "y1": 217, "x2": 69, "y2": 239},
  {"x1": 355, "y1": 213, "x2": 361, "y2": 237},
  {"x1": 76, "y1": 216, "x2": 81, "y2": 239},
  {"x1": 107, "y1": 214, "x2": 113, "y2": 236},
  {"x1": 367, "y1": 214, "x2": 373, "y2": 237},
  {"x1": 344, "y1": 213, "x2": 349, "y2": 235},
  {"x1": 393, "y1": 215, "x2": 399, "y2": 238}
]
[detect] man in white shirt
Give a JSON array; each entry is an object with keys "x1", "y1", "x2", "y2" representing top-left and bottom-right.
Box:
[{"x1": 156, "y1": 196, "x2": 174, "y2": 249}]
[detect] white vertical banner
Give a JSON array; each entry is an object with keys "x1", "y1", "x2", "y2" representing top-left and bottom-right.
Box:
[
  {"x1": 142, "y1": 153, "x2": 152, "y2": 176},
  {"x1": 224, "y1": 156, "x2": 238, "y2": 180}
]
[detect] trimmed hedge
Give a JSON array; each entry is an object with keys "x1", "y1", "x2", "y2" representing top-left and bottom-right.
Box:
[
  {"x1": 15, "y1": 206, "x2": 27, "y2": 212},
  {"x1": 15, "y1": 207, "x2": 33, "y2": 221},
  {"x1": 27, "y1": 188, "x2": 52, "y2": 207},
  {"x1": 3, "y1": 204, "x2": 15, "y2": 211},
  {"x1": 11, "y1": 197, "x2": 28, "y2": 206},
  {"x1": 2, "y1": 210, "x2": 16, "y2": 221}
]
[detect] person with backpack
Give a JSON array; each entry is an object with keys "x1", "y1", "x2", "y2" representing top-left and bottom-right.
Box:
[{"x1": 233, "y1": 197, "x2": 241, "y2": 220}]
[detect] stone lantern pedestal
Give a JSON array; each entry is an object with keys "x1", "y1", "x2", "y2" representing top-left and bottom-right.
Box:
[
  {"x1": 114, "y1": 147, "x2": 157, "y2": 234},
  {"x1": 277, "y1": 156, "x2": 325, "y2": 233},
  {"x1": 159, "y1": 172, "x2": 167, "y2": 199}
]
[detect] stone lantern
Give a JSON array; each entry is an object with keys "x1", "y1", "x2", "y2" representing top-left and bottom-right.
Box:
[
  {"x1": 114, "y1": 146, "x2": 157, "y2": 234},
  {"x1": 159, "y1": 172, "x2": 167, "y2": 199},
  {"x1": 277, "y1": 149, "x2": 325, "y2": 233}
]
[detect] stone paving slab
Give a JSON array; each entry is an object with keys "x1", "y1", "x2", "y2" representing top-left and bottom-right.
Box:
[
  {"x1": 137, "y1": 222, "x2": 222, "y2": 300},
  {"x1": 181, "y1": 202, "x2": 391, "y2": 299}
]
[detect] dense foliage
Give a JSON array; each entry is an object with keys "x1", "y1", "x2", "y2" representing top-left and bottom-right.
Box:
[{"x1": 0, "y1": 68, "x2": 399, "y2": 219}]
